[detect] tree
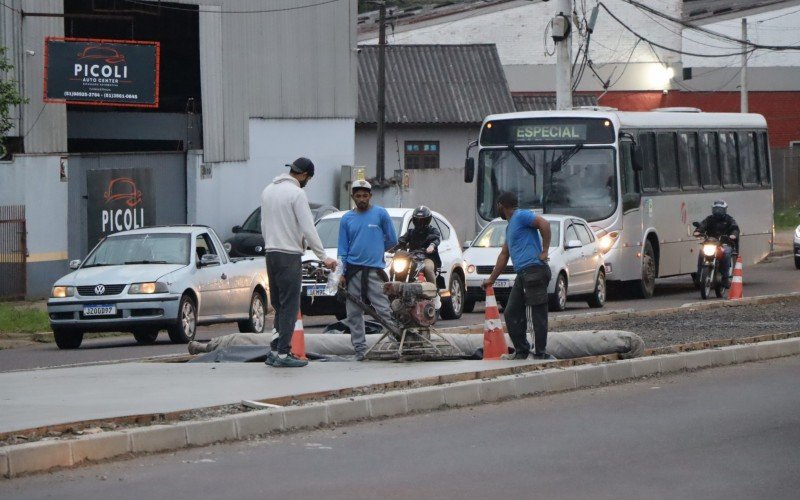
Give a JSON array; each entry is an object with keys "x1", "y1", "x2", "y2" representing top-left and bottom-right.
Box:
[{"x1": 0, "y1": 45, "x2": 28, "y2": 158}]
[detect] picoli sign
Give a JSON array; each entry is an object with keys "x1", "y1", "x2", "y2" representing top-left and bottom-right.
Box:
[
  {"x1": 44, "y1": 38, "x2": 160, "y2": 108},
  {"x1": 87, "y1": 169, "x2": 155, "y2": 248}
]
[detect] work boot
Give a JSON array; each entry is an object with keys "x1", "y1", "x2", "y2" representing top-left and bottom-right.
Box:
[
  {"x1": 188, "y1": 341, "x2": 208, "y2": 355},
  {"x1": 272, "y1": 353, "x2": 308, "y2": 368},
  {"x1": 531, "y1": 352, "x2": 556, "y2": 361},
  {"x1": 264, "y1": 351, "x2": 278, "y2": 366},
  {"x1": 500, "y1": 351, "x2": 529, "y2": 360},
  {"x1": 354, "y1": 351, "x2": 366, "y2": 362}
]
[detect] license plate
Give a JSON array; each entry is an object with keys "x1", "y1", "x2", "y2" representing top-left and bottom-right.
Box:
[
  {"x1": 83, "y1": 304, "x2": 117, "y2": 316},
  {"x1": 494, "y1": 279, "x2": 513, "y2": 288},
  {"x1": 304, "y1": 284, "x2": 328, "y2": 297}
]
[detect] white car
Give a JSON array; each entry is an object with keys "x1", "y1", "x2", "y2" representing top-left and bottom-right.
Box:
[
  {"x1": 302, "y1": 207, "x2": 467, "y2": 319},
  {"x1": 47, "y1": 226, "x2": 269, "y2": 349},
  {"x1": 463, "y1": 214, "x2": 606, "y2": 312}
]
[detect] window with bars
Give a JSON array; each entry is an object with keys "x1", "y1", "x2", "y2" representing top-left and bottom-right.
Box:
[{"x1": 404, "y1": 141, "x2": 440, "y2": 169}]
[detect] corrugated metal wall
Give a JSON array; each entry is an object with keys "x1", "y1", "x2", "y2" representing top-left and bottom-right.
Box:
[
  {"x1": 193, "y1": 0, "x2": 358, "y2": 162},
  {"x1": 0, "y1": 0, "x2": 23, "y2": 138},
  {"x1": 5, "y1": 0, "x2": 68, "y2": 153}
]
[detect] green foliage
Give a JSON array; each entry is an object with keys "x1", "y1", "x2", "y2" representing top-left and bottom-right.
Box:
[
  {"x1": 1, "y1": 45, "x2": 28, "y2": 155},
  {"x1": 0, "y1": 303, "x2": 51, "y2": 334},
  {"x1": 774, "y1": 206, "x2": 800, "y2": 229}
]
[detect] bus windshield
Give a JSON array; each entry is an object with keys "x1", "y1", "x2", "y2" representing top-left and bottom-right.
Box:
[{"x1": 477, "y1": 147, "x2": 616, "y2": 222}]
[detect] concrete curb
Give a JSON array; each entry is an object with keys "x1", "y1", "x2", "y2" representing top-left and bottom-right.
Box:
[{"x1": 3, "y1": 336, "x2": 799, "y2": 479}]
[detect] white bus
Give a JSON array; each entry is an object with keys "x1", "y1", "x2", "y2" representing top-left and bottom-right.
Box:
[{"x1": 464, "y1": 108, "x2": 773, "y2": 298}]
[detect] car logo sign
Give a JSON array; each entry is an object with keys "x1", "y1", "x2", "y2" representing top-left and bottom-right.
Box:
[{"x1": 95, "y1": 284, "x2": 106, "y2": 295}]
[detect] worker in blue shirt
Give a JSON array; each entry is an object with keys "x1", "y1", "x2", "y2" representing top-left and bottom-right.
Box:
[
  {"x1": 482, "y1": 191, "x2": 554, "y2": 360},
  {"x1": 338, "y1": 180, "x2": 398, "y2": 360}
]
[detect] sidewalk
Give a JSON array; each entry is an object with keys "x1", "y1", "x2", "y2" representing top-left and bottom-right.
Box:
[{"x1": 772, "y1": 228, "x2": 795, "y2": 257}]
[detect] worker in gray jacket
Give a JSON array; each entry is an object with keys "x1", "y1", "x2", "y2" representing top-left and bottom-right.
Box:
[{"x1": 260, "y1": 157, "x2": 336, "y2": 368}]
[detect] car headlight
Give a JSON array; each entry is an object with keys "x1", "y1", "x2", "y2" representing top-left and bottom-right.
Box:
[
  {"x1": 392, "y1": 258, "x2": 408, "y2": 273},
  {"x1": 467, "y1": 264, "x2": 476, "y2": 274},
  {"x1": 597, "y1": 231, "x2": 619, "y2": 253},
  {"x1": 129, "y1": 282, "x2": 169, "y2": 294},
  {"x1": 795, "y1": 226, "x2": 800, "y2": 239},
  {"x1": 702, "y1": 244, "x2": 717, "y2": 257},
  {"x1": 51, "y1": 286, "x2": 74, "y2": 298}
]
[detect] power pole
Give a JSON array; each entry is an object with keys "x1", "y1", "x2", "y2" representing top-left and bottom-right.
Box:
[
  {"x1": 554, "y1": 0, "x2": 573, "y2": 110},
  {"x1": 741, "y1": 18, "x2": 748, "y2": 113},
  {"x1": 376, "y1": 1, "x2": 387, "y2": 183}
]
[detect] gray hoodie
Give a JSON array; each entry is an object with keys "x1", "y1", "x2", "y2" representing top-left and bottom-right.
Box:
[{"x1": 260, "y1": 174, "x2": 328, "y2": 260}]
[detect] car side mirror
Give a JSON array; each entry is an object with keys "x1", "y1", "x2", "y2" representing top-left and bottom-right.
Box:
[
  {"x1": 199, "y1": 253, "x2": 221, "y2": 267},
  {"x1": 565, "y1": 239, "x2": 582, "y2": 249},
  {"x1": 463, "y1": 240, "x2": 472, "y2": 249},
  {"x1": 69, "y1": 259, "x2": 81, "y2": 270},
  {"x1": 692, "y1": 221, "x2": 700, "y2": 228},
  {"x1": 232, "y1": 225, "x2": 242, "y2": 233},
  {"x1": 464, "y1": 157, "x2": 475, "y2": 183}
]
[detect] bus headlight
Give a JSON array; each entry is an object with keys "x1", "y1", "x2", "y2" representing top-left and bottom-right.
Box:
[
  {"x1": 392, "y1": 259, "x2": 408, "y2": 273},
  {"x1": 702, "y1": 244, "x2": 717, "y2": 257},
  {"x1": 129, "y1": 282, "x2": 168, "y2": 294},
  {"x1": 597, "y1": 231, "x2": 619, "y2": 253},
  {"x1": 51, "y1": 286, "x2": 74, "y2": 298}
]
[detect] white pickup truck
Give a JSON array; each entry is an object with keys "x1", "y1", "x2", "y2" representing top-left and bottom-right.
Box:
[{"x1": 47, "y1": 225, "x2": 269, "y2": 349}]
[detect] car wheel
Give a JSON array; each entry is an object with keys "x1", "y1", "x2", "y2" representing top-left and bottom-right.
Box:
[
  {"x1": 133, "y1": 328, "x2": 159, "y2": 345},
  {"x1": 440, "y1": 273, "x2": 465, "y2": 320},
  {"x1": 634, "y1": 240, "x2": 656, "y2": 299},
  {"x1": 548, "y1": 273, "x2": 567, "y2": 312},
  {"x1": 795, "y1": 255, "x2": 800, "y2": 270},
  {"x1": 168, "y1": 294, "x2": 197, "y2": 344},
  {"x1": 587, "y1": 270, "x2": 606, "y2": 308},
  {"x1": 53, "y1": 328, "x2": 83, "y2": 349},
  {"x1": 238, "y1": 291, "x2": 266, "y2": 333},
  {"x1": 463, "y1": 297, "x2": 476, "y2": 313}
]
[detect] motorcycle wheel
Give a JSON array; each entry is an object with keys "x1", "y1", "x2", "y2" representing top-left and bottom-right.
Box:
[{"x1": 699, "y1": 266, "x2": 712, "y2": 300}]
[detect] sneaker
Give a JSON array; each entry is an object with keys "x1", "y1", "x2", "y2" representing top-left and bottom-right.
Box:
[
  {"x1": 354, "y1": 351, "x2": 366, "y2": 362},
  {"x1": 272, "y1": 353, "x2": 308, "y2": 368},
  {"x1": 188, "y1": 341, "x2": 208, "y2": 355},
  {"x1": 264, "y1": 351, "x2": 278, "y2": 366},
  {"x1": 500, "y1": 351, "x2": 529, "y2": 360},
  {"x1": 531, "y1": 352, "x2": 557, "y2": 361}
]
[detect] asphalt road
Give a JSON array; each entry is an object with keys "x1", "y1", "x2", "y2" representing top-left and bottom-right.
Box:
[
  {"x1": 2, "y1": 255, "x2": 798, "y2": 372},
  {"x1": 2, "y1": 356, "x2": 798, "y2": 499}
]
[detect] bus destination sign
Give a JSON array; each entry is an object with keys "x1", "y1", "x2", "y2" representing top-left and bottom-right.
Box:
[{"x1": 513, "y1": 124, "x2": 587, "y2": 142}]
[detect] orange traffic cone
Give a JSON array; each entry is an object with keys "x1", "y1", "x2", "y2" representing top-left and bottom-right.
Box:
[
  {"x1": 729, "y1": 256, "x2": 744, "y2": 300},
  {"x1": 483, "y1": 285, "x2": 508, "y2": 360},
  {"x1": 290, "y1": 310, "x2": 307, "y2": 359}
]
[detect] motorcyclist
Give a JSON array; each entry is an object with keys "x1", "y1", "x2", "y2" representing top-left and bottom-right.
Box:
[
  {"x1": 693, "y1": 200, "x2": 740, "y2": 288},
  {"x1": 395, "y1": 206, "x2": 442, "y2": 309}
]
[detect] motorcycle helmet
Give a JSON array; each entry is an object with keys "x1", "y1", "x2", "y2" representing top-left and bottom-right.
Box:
[
  {"x1": 712, "y1": 200, "x2": 728, "y2": 219},
  {"x1": 412, "y1": 205, "x2": 432, "y2": 228}
]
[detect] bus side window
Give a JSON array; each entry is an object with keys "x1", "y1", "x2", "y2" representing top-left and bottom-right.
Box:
[
  {"x1": 637, "y1": 132, "x2": 659, "y2": 193},
  {"x1": 620, "y1": 141, "x2": 641, "y2": 212},
  {"x1": 699, "y1": 132, "x2": 721, "y2": 189},
  {"x1": 678, "y1": 132, "x2": 700, "y2": 190},
  {"x1": 756, "y1": 131, "x2": 771, "y2": 186},
  {"x1": 738, "y1": 131, "x2": 758, "y2": 187}
]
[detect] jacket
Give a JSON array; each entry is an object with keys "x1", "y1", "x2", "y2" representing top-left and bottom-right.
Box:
[
  {"x1": 697, "y1": 214, "x2": 740, "y2": 249},
  {"x1": 397, "y1": 224, "x2": 442, "y2": 269},
  {"x1": 260, "y1": 174, "x2": 327, "y2": 259}
]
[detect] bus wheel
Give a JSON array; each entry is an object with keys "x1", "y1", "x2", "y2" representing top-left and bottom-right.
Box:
[{"x1": 635, "y1": 240, "x2": 656, "y2": 299}]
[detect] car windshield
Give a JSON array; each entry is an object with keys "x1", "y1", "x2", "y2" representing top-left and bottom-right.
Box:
[
  {"x1": 83, "y1": 233, "x2": 191, "y2": 266},
  {"x1": 471, "y1": 219, "x2": 559, "y2": 249},
  {"x1": 316, "y1": 216, "x2": 404, "y2": 248},
  {"x1": 478, "y1": 147, "x2": 616, "y2": 222},
  {"x1": 241, "y1": 209, "x2": 261, "y2": 233}
]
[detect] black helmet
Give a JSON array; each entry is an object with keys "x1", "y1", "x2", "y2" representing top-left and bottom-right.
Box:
[
  {"x1": 412, "y1": 205, "x2": 432, "y2": 228},
  {"x1": 712, "y1": 200, "x2": 728, "y2": 218}
]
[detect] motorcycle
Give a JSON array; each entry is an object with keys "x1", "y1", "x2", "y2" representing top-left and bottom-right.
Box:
[
  {"x1": 389, "y1": 249, "x2": 430, "y2": 283},
  {"x1": 692, "y1": 222, "x2": 735, "y2": 300}
]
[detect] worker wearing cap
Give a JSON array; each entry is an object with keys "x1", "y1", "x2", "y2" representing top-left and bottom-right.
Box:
[
  {"x1": 261, "y1": 157, "x2": 336, "y2": 368},
  {"x1": 338, "y1": 179, "x2": 398, "y2": 360}
]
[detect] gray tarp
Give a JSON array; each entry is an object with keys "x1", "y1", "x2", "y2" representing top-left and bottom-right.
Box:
[{"x1": 189, "y1": 330, "x2": 644, "y2": 363}]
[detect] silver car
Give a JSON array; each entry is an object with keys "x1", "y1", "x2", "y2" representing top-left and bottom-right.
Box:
[
  {"x1": 463, "y1": 214, "x2": 606, "y2": 312},
  {"x1": 47, "y1": 226, "x2": 269, "y2": 349}
]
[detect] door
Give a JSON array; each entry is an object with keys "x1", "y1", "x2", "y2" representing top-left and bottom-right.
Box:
[
  {"x1": 0, "y1": 206, "x2": 26, "y2": 299},
  {"x1": 573, "y1": 221, "x2": 599, "y2": 292},
  {"x1": 193, "y1": 232, "x2": 230, "y2": 317},
  {"x1": 563, "y1": 222, "x2": 590, "y2": 293}
]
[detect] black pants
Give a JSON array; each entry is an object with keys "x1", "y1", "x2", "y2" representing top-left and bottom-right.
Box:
[
  {"x1": 265, "y1": 251, "x2": 302, "y2": 355},
  {"x1": 504, "y1": 264, "x2": 552, "y2": 356}
]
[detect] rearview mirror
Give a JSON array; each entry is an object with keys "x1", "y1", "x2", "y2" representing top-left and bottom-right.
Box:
[
  {"x1": 464, "y1": 157, "x2": 475, "y2": 183},
  {"x1": 232, "y1": 225, "x2": 242, "y2": 233},
  {"x1": 463, "y1": 240, "x2": 472, "y2": 248},
  {"x1": 199, "y1": 253, "x2": 221, "y2": 267},
  {"x1": 565, "y1": 239, "x2": 582, "y2": 249},
  {"x1": 69, "y1": 259, "x2": 81, "y2": 270},
  {"x1": 692, "y1": 221, "x2": 700, "y2": 228}
]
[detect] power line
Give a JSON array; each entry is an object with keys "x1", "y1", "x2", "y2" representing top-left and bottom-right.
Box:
[
  {"x1": 0, "y1": 1, "x2": 20, "y2": 13},
  {"x1": 121, "y1": 0, "x2": 342, "y2": 15}
]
